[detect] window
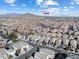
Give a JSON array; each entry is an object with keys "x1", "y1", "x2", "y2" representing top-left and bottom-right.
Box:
[{"x1": 24, "y1": 48, "x2": 27, "y2": 51}]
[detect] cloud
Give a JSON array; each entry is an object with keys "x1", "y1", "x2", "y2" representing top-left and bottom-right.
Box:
[
  {"x1": 46, "y1": 8, "x2": 69, "y2": 14},
  {"x1": 0, "y1": 9, "x2": 7, "y2": 14},
  {"x1": 46, "y1": 8, "x2": 60, "y2": 13},
  {"x1": 32, "y1": 9, "x2": 35, "y2": 11},
  {"x1": 29, "y1": 1, "x2": 32, "y2": 3},
  {"x1": 36, "y1": 0, "x2": 43, "y2": 5},
  {"x1": 4, "y1": 0, "x2": 15, "y2": 4},
  {"x1": 40, "y1": 8, "x2": 61, "y2": 16},
  {"x1": 10, "y1": 4, "x2": 15, "y2": 6},
  {"x1": 14, "y1": 8, "x2": 21, "y2": 9},
  {"x1": 36, "y1": 0, "x2": 59, "y2": 6},
  {"x1": 44, "y1": 0, "x2": 59, "y2": 6},
  {"x1": 70, "y1": 2, "x2": 74, "y2": 5},
  {"x1": 72, "y1": 0, "x2": 79, "y2": 4},
  {"x1": 63, "y1": 6, "x2": 67, "y2": 9},
  {"x1": 70, "y1": 6, "x2": 74, "y2": 8},
  {"x1": 40, "y1": 7, "x2": 79, "y2": 16},
  {"x1": 63, "y1": 7, "x2": 69, "y2": 11},
  {"x1": 64, "y1": 12, "x2": 79, "y2": 17},
  {"x1": 40, "y1": 5, "x2": 47, "y2": 8},
  {"x1": 63, "y1": 9, "x2": 69, "y2": 12},
  {"x1": 22, "y1": 4, "x2": 26, "y2": 7},
  {"x1": 40, "y1": 7, "x2": 74, "y2": 16},
  {"x1": 48, "y1": 8, "x2": 60, "y2": 16}
]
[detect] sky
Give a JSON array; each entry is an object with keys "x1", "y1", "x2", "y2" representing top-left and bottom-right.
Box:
[{"x1": 0, "y1": 0, "x2": 79, "y2": 16}]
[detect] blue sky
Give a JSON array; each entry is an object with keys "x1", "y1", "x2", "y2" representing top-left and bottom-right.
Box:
[{"x1": 0, "y1": 0, "x2": 79, "y2": 16}]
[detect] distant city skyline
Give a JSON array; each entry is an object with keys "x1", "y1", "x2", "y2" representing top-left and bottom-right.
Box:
[{"x1": 0, "y1": 0, "x2": 79, "y2": 16}]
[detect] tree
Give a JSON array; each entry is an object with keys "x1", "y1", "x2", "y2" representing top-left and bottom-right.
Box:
[
  {"x1": 8, "y1": 32, "x2": 18, "y2": 42},
  {"x1": 36, "y1": 47, "x2": 40, "y2": 52},
  {"x1": 31, "y1": 52, "x2": 35, "y2": 57},
  {"x1": 5, "y1": 29, "x2": 9, "y2": 36},
  {"x1": 15, "y1": 49, "x2": 21, "y2": 56},
  {"x1": 8, "y1": 55, "x2": 13, "y2": 59}
]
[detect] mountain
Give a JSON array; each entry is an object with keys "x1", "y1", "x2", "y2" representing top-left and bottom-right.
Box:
[
  {"x1": 0, "y1": 13, "x2": 21, "y2": 19},
  {"x1": 0, "y1": 13, "x2": 79, "y2": 21},
  {"x1": 4, "y1": 13, "x2": 20, "y2": 17},
  {"x1": 0, "y1": 13, "x2": 45, "y2": 20},
  {"x1": 44, "y1": 16, "x2": 79, "y2": 20},
  {"x1": 15, "y1": 13, "x2": 44, "y2": 19}
]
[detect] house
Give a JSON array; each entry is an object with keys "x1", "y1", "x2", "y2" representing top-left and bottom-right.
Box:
[
  {"x1": 0, "y1": 36, "x2": 8, "y2": 48},
  {"x1": 73, "y1": 25, "x2": 78, "y2": 32},
  {"x1": 44, "y1": 36, "x2": 50, "y2": 44},
  {"x1": 63, "y1": 34, "x2": 69, "y2": 39},
  {"x1": 0, "y1": 48, "x2": 8, "y2": 59},
  {"x1": 68, "y1": 30, "x2": 74, "y2": 35},
  {"x1": 0, "y1": 41, "x2": 5, "y2": 48},
  {"x1": 70, "y1": 40, "x2": 77, "y2": 51},
  {"x1": 28, "y1": 56, "x2": 39, "y2": 59},
  {"x1": 4, "y1": 39, "x2": 13, "y2": 45},
  {"x1": 29, "y1": 48, "x2": 55, "y2": 59},
  {"x1": 54, "y1": 38, "x2": 62, "y2": 48},
  {"x1": 17, "y1": 34, "x2": 26, "y2": 40},
  {"x1": 62, "y1": 39, "x2": 69, "y2": 48},
  {"x1": 69, "y1": 35, "x2": 74, "y2": 40},
  {"x1": 32, "y1": 35, "x2": 41, "y2": 43},
  {"x1": 5, "y1": 41, "x2": 33, "y2": 58},
  {"x1": 74, "y1": 31, "x2": 79, "y2": 36}
]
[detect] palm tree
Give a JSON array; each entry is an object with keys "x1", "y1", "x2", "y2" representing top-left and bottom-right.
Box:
[{"x1": 15, "y1": 49, "x2": 21, "y2": 56}]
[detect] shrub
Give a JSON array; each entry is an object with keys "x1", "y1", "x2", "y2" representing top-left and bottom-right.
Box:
[
  {"x1": 8, "y1": 55, "x2": 13, "y2": 59},
  {"x1": 8, "y1": 32, "x2": 18, "y2": 43}
]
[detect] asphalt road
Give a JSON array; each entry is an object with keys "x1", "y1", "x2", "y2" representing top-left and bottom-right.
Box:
[
  {"x1": 21, "y1": 40, "x2": 79, "y2": 56},
  {"x1": 16, "y1": 40, "x2": 79, "y2": 59}
]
